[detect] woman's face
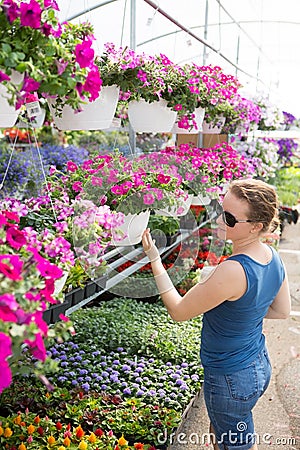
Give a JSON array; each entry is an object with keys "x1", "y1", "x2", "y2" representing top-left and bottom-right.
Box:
[{"x1": 216, "y1": 191, "x2": 253, "y2": 240}]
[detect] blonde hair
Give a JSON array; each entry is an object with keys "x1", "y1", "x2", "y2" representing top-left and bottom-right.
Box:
[{"x1": 228, "y1": 179, "x2": 280, "y2": 233}]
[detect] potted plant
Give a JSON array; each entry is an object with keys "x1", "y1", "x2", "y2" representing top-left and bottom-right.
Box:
[
  {"x1": 223, "y1": 94, "x2": 262, "y2": 135},
  {"x1": 230, "y1": 136, "x2": 280, "y2": 180},
  {"x1": 0, "y1": 1, "x2": 102, "y2": 126},
  {"x1": 148, "y1": 214, "x2": 180, "y2": 247},
  {"x1": 181, "y1": 63, "x2": 241, "y2": 133},
  {"x1": 96, "y1": 43, "x2": 203, "y2": 131},
  {"x1": 249, "y1": 93, "x2": 284, "y2": 130}
]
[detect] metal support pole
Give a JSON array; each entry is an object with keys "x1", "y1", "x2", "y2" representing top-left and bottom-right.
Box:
[
  {"x1": 203, "y1": 0, "x2": 209, "y2": 65},
  {"x1": 129, "y1": 0, "x2": 136, "y2": 154}
]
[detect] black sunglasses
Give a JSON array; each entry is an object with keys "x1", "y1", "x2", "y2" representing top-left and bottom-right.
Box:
[{"x1": 221, "y1": 210, "x2": 255, "y2": 228}]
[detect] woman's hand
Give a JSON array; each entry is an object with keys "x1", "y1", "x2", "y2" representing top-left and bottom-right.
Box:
[{"x1": 142, "y1": 228, "x2": 160, "y2": 263}]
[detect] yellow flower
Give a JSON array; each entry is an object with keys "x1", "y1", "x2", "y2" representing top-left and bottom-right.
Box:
[
  {"x1": 63, "y1": 437, "x2": 71, "y2": 447},
  {"x1": 14, "y1": 415, "x2": 22, "y2": 425},
  {"x1": 27, "y1": 424, "x2": 35, "y2": 435},
  {"x1": 78, "y1": 442, "x2": 88, "y2": 450},
  {"x1": 88, "y1": 432, "x2": 97, "y2": 443},
  {"x1": 0, "y1": 426, "x2": 3, "y2": 436},
  {"x1": 58, "y1": 447, "x2": 66, "y2": 450},
  {"x1": 19, "y1": 444, "x2": 27, "y2": 450},
  {"x1": 4, "y1": 427, "x2": 13, "y2": 438},
  {"x1": 118, "y1": 435, "x2": 128, "y2": 446},
  {"x1": 48, "y1": 435, "x2": 56, "y2": 445}
]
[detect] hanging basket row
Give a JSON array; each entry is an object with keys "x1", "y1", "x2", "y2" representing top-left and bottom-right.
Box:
[{"x1": 1, "y1": 84, "x2": 224, "y2": 134}]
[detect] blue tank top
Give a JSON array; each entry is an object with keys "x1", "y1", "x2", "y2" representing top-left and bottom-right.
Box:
[{"x1": 200, "y1": 246, "x2": 285, "y2": 374}]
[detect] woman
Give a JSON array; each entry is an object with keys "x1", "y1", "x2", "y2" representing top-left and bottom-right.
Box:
[{"x1": 142, "y1": 178, "x2": 291, "y2": 450}]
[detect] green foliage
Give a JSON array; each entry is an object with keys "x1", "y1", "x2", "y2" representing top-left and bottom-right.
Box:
[
  {"x1": 71, "y1": 297, "x2": 202, "y2": 364},
  {"x1": 273, "y1": 166, "x2": 300, "y2": 206},
  {"x1": 148, "y1": 214, "x2": 180, "y2": 236}
]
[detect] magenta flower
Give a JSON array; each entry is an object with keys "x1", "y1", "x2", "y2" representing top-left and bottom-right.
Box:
[
  {"x1": 44, "y1": 0, "x2": 59, "y2": 10},
  {"x1": 137, "y1": 70, "x2": 147, "y2": 83},
  {"x1": 174, "y1": 104, "x2": 183, "y2": 111},
  {"x1": 58, "y1": 313, "x2": 70, "y2": 322},
  {"x1": 75, "y1": 38, "x2": 95, "y2": 68},
  {"x1": 0, "y1": 214, "x2": 7, "y2": 227},
  {"x1": 82, "y1": 66, "x2": 102, "y2": 102},
  {"x1": 111, "y1": 185, "x2": 125, "y2": 196},
  {"x1": 0, "y1": 71, "x2": 10, "y2": 82},
  {"x1": 20, "y1": 0, "x2": 42, "y2": 28},
  {"x1": 36, "y1": 259, "x2": 63, "y2": 280},
  {"x1": 22, "y1": 76, "x2": 41, "y2": 93},
  {"x1": 0, "y1": 254, "x2": 23, "y2": 281},
  {"x1": 157, "y1": 174, "x2": 171, "y2": 185},
  {"x1": 0, "y1": 332, "x2": 12, "y2": 393},
  {"x1": 6, "y1": 226, "x2": 26, "y2": 250},
  {"x1": 91, "y1": 176, "x2": 103, "y2": 187},
  {"x1": 24, "y1": 332, "x2": 46, "y2": 361},
  {"x1": 0, "y1": 293, "x2": 18, "y2": 311},
  {"x1": 66, "y1": 161, "x2": 78, "y2": 173},
  {"x1": 143, "y1": 193, "x2": 155, "y2": 205},
  {"x1": 72, "y1": 181, "x2": 83, "y2": 192},
  {"x1": 3, "y1": 0, "x2": 19, "y2": 22},
  {"x1": 0, "y1": 306, "x2": 17, "y2": 323},
  {"x1": 3, "y1": 210, "x2": 20, "y2": 223}
]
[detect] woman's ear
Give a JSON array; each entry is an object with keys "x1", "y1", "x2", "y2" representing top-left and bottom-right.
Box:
[{"x1": 250, "y1": 222, "x2": 264, "y2": 233}]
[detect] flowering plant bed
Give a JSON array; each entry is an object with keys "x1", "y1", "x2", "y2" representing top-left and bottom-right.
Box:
[{"x1": 0, "y1": 297, "x2": 203, "y2": 448}]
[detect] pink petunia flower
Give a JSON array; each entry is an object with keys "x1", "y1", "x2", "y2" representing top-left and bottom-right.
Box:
[
  {"x1": 66, "y1": 161, "x2": 78, "y2": 173},
  {"x1": 0, "y1": 71, "x2": 10, "y2": 82},
  {"x1": 3, "y1": 0, "x2": 19, "y2": 22},
  {"x1": 75, "y1": 38, "x2": 95, "y2": 68},
  {"x1": 20, "y1": 0, "x2": 42, "y2": 28},
  {"x1": 0, "y1": 332, "x2": 12, "y2": 393},
  {"x1": 22, "y1": 76, "x2": 41, "y2": 93},
  {"x1": 143, "y1": 193, "x2": 155, "y2": 205},
  {"x1": 36, "y1": 258, "x2": 63, "y2": 280},
  {"x1": 72, "y1": 181, "x2": 83, "y2": 192},
  {"x1": 0, "y1": 254, "x2": 23, "y2": 281},
  {"x1": 6, "y1": 226, "x2": 27, "y2": 250},
  {"x1": 82, "y1": 66, "x2": 102, "y2": 102},
  {"x1": 24, "y1": 332, "x2": 46, "y2": 362},
  {"x1": 44, "y1": 0, "x2": 59, "y2": 10}
]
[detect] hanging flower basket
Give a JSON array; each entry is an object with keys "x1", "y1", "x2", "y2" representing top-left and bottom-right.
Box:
[
  {"x1": 0, "y1": 71, "x2": 24, "y2": 128},
  {"x1": 112, "y1": 210, "x2": 150, "y2": 246},
  {"x1": 128, "y1": 98, "x2": 177, "y2": 133},
  {"x1": 48, "y1": 85, "x2": 120, "y2": 131},
  {"x1": 202, "y1": 116, "x2": 226, "y2": 134},
  {"x1": 171, "y1": 107, "x2": 206, "y2": 134}
]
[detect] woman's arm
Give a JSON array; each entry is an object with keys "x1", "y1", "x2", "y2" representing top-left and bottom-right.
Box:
[
  {"x1": 264, "y1": 270, "x2": 291, "y2": 319},
  {"x1": 142, "y1": 229, "x2": 246, "y2": 321}
]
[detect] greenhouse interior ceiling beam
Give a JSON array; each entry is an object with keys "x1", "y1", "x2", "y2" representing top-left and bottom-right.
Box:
[
  {"x1": 214, "y1": 0, "x2": 273, "y2": 66},
  {"x1": 143, "y1": 0, "x2": 264, "y2": 83}
]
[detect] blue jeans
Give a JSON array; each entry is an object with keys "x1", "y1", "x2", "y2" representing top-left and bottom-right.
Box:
[{"x1": 203, "y1": 346, "x2": 272, "y2": 450}]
